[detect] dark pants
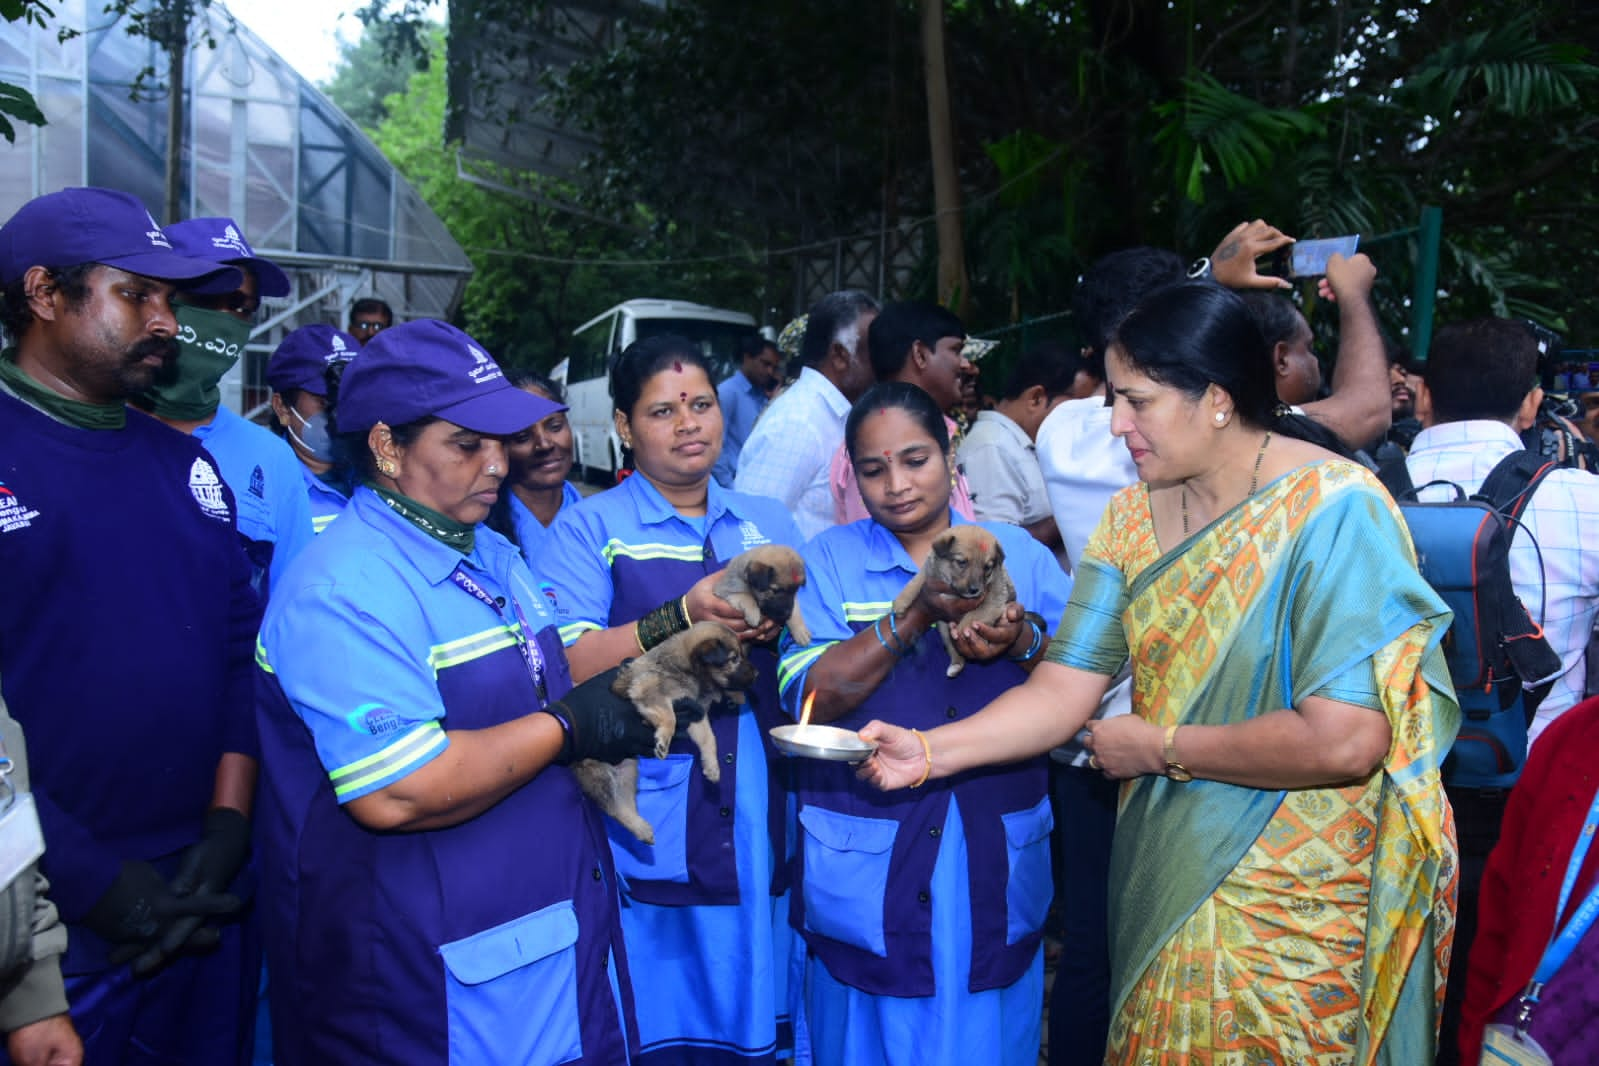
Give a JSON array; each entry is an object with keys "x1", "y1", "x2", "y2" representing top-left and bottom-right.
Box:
[
  {"x1": 1436, "y1": 787, "x2": 1510, "y2": 1066},
  {"x1": 40, "y1": 917, "x2": 258, "y2": 1066},
  {"x1": 1048, "y1": 764, "x2": 1120, "y2": 1066}
]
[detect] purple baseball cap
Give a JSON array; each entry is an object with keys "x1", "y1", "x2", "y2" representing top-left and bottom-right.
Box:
[
  {"x1": 0, "y1": 187, "x2": 241, "y2": 290},
  {"x1": 267, "y1": 324, "x2": 360, "y2": 396},
  {"x1": 164, "y1": 216, "x2": 291, "y2": 298},
  {"x1": 336, "y1": 319, "x2": 564, "y2": 434}
]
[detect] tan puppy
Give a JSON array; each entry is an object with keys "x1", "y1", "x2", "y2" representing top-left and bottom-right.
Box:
[
  {"x1": 712, "y1": 544, "x2": 812, "y2": 646},
  {"x1": 891, "y1": 526, "x2": 1016, "y2": 677},
  {"x1": 573, "y1": 622, "x2": 758, "y2": 844}
]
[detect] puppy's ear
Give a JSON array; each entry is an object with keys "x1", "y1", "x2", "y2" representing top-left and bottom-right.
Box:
[
  {"x1": 933, "y1": 531, "x2": 956, "y2": 557},
  {"x1": 990, "y1": 540, "x2": 1006, "y2": 565},
  {"x1": 747, "y1": 560, "x2": 776, "y2": 593},
  {"x1": 693, "y1": 637, "x2": 734, "y2": 669}
]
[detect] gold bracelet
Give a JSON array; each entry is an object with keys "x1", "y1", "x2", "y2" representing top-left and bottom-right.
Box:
[
  {"x1": 679, "y1": 594, "x2": 693, "y2": 626},
  {"x1": 633, "y1": 621, "x2": 647, "y2": 654},
  {"x1": 910, "y1": 728, "x2": 933, "y2": 788}
]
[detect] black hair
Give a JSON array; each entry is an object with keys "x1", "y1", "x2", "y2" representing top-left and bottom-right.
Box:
[
  {"x1": 799, "y1": 290, "x2": 880, "y2": 368},
  {"x1": 608, "y1": 333, "x2": 714, "y2": 416},
  {"x1": 333, "y1": 415, "x2": 438, "y2": 480},
  {"x1": 1070, "y1": 247, "x2": 1186, "y2": 378},
  {"x1": 1000, "y1": 340, "x2": 1091, "y2": 401},
  {"x1": 866, "y1": 301, "x2": 966, "y2": 379},
  {"x1": 845, "y1": 381, "x2": 951, "y2": 461},
  {"x1": 1110, "y1": 281, "x2": 1285, "y2": 432},
  {"x1": 1237, "y1": 291, "x2": 1308, "y2": 349},
  {"x1": 349, "y1": 297, "x2": 393, "y2": 323},
  {"x1": 735, "y1": 334, "x2": 776, "y2": 362},
  {"x1": 1424, "y1": 318, "x2": 1540, "y2": 423},
  {"x1": 0, "y1": 263, "x2": 97, "y2": 342},
  {"x1": 506, "y1": 368, "x2": 564, "y2": 404}
]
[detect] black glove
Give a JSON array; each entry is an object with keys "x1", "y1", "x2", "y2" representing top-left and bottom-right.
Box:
[
  {"x1": 112, "y1": 807, "x2": 255, "y2": 976},
  {"x1": 542, "y1": 666, "x2": 659, "y2": 765},
  {"x1": 84, "y1": 860, "x2": 242, "y2": 976}
]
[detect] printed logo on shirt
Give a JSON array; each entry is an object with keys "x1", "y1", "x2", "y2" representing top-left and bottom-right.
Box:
[
  {"x1": 466, "y1": 344, "x2": 503, "y2": 385},
  {"x1": 345, "y1": 703, "x2": 404, "y2": 737},
  {"x1": 0, "y1": 482, "x2": 41, "y2": 534},
  {"x1": 249, "y1": 465, "x2": 265, "y2": 499},
  {"x1": 737, "y1": 519, "x2": 771, "y2": 550},
  {"x1": 209, "y1": 224, "x2": 252, "y2": 257},
  {"x1": 538, "y1": 581, "x2": 559, "y2": 611},
  {"x1": 188, "y1": 458, "x2": 231, "y2": 521}
]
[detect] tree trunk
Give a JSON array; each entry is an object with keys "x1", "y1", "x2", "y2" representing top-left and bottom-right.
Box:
[
  {"x1": 163, "y1": 10, "x2": 187, "y2": 223},
  {"x1": 920, "y1": 0, "x2": 968, "y2": 318}
]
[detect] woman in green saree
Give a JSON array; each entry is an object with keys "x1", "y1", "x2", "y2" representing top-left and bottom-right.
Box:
[{"x1": 860, "y1": 280, "x2": 1459, "y2": 1065}]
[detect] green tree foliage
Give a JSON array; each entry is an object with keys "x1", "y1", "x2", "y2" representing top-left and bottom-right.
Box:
[
  {"x1": 1, "y1": 0, "x2": 55, "y2": 142},
  {"x1": 321, "y1": 18, "x2": 430, "y2": 132},
  {"x1": 364, "y1": 0, "x2": 1599, "y2": 344},
  {"x1": 365, "y1": 29, "x2": 765, "y2": 369}
]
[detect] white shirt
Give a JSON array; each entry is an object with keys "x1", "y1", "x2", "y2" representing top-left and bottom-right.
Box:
[
  {"x1": 734, "y1": 366, "x2": 850, "y2": 541},
  {"x1": 957, "y1": 410, "x2": 1051, "y2": 527},
  {"x1": 1035, "y1": 394, "x2": 1136, "y2": 573},
  {"x1": 1406, "y1": 420, "x2": 1599, "y2": 740},
  {"x1": 1034, "y1": 394, "x2": 1137, "y2": 763}
]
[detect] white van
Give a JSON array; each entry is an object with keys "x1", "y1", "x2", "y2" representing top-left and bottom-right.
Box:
[{"x1": 560, "y1": 298, "x2": 758, "y2": 482}]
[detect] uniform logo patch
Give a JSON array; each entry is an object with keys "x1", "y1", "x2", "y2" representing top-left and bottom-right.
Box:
[
  {"x1": 467, "y1": 344, "x2": 503, "y2": 385},
  {"x1": 346, "y1": 703, "x2": 404, "y2": 737},
  {"x1": 248, "y1": 465, "x2": 265, "y2": 499},
  {"x1": 188, "y1": 458, "x2": 231, "y2": 521},
  {"x1": 144, "y1": 211, "x2": 172, "y2": 249},
  {"x1": 539, "y1": 581, "x2": 559, "y2": 611},
  {"x1": 210, "y1": 224, "x2": 252, "y2": 257},
  {"x1": 0, "y1": 482, "x2": 40, "y2": 534},
  {"x1": 738, "y1": 519, "x2": 771, "y2": 550}
]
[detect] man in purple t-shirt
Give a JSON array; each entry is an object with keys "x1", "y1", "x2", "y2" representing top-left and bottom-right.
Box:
[{"x1": 0, "y1": 187, "x2": 261, "y2": 1066}]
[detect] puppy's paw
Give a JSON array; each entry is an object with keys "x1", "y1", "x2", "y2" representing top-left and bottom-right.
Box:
[{"x1": 700, "y1": 759, "x2": 721, "y2": 784}]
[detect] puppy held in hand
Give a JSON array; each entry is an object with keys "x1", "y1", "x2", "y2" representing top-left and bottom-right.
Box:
[
  {"x1": 573, "y1": 622, "x2": 759, "y2": 844},
  {"x1": 891, "y1": 526, "x2": 1016, "y2": 677},
  {"x1": 713, "y1": 544, "x2": 812, "y2": 645}
]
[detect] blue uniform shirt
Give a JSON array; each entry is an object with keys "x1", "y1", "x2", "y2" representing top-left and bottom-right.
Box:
[
  {"x1": 193, "y1": 405, "x2": 314, "y2": 596},
  {"x1": 256, "y1": 486, "x2": 637, "y2": 1064},
  {"x1": 712, "y1": 372, "x2": 771, "y2": 488},
  {"x1": 541, "y1": 471, "x2": 801, "y2": 1064},
  {"x1": 543, "y1": 471, "x2": 801, "y2": 645},
  {"x1": 298, "y1": 462, "x2": 349, "y2": 534},
  {"x1": 778, "y1": 514, "x2": 1072, "y2": 1001},
  {"x1": 509, "y1": 481, "x2": 583, "y2": 573}
]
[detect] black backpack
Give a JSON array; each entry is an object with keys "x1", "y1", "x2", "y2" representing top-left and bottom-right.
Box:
[{"x1": 1378, "y1": 449, "x2": 1563, "y2": 790}]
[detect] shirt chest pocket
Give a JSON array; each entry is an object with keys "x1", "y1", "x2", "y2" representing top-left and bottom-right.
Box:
[
  {"x1": 799, "y1": 806, "x2": 900, "y2": 957},
  {"x1": 439, "y1": 901, "x2": 584, "y2": 1066}
]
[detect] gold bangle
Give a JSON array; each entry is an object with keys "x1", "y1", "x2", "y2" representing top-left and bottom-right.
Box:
[
  {"x1": 679, "y1": 594, "x2": 693, "y2": 626},
  {"x1": 633, "y1": 621, "x2": 647, "y2": 654},
  {"x1": 910, "y1": 728, "x2": 933, "y2": 788}
]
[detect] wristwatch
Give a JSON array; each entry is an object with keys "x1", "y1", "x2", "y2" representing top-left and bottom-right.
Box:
[
  {"x1": 1163, "y1": 725, "x2": 1193, "y2": 782},
  {"x1": 1186, "y1": 256, "x2": 1213, "y2": 280}
]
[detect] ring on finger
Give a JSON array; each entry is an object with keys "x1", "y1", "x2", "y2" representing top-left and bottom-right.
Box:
[{"x1": 1088, "y1": 754, "x2": 1100, "y2": 770}]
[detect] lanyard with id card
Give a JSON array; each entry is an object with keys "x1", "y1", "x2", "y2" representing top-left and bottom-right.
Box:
[
  {"x1": 0, "y1": 737, "x2": 45, "y2": 894},
  {"x1": 1481, "y1": 785, "x2": 1599, "y2": 1066},
  {"x1": 448, "y1": 563, "x2": 550, "y2": 703}
]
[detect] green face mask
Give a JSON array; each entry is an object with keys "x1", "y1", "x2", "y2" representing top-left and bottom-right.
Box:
[{"x1": 143, "y1": 305, "x2": 252, "y2": 421}]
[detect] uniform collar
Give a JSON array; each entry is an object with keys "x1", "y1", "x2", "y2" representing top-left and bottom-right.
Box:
[
  {"x1": 351, "y1": 486, "x2": 512, "y2": 584},
  {"x1": 623, "y1": 468, "x2": 757, "y2": 529},
  {"x1": 861, "y1": 509, "x2": 971, "y2": 575}
]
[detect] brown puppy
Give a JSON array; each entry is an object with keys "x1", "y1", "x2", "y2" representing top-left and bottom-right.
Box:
[
  {"x1": 573, "y1": 622, "x2": 758, "y2": 844},
  {"x1": 891, "y1": 526, "x2": 1016, "y2": 677},
  {"x1": 712, "y1": 544, "x2": 811, "y2": 646}
]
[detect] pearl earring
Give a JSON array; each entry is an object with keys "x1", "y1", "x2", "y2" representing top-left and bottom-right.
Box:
[{"x1": 1214, "y1": 412, "x2": 1227, "y2": 425}]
